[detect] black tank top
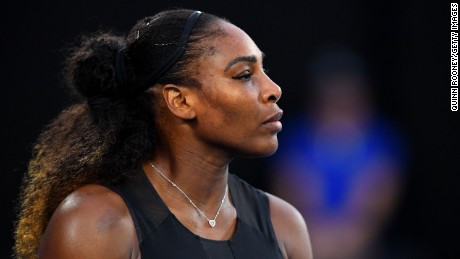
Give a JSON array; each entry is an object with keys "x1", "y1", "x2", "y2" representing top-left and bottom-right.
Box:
[{"x1": 105, "y1": 170, "x2": 283, "y2": 258}]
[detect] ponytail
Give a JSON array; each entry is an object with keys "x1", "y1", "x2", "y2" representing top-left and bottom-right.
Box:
[{"x1": 14, "y1": 32, "x2": 157, "y2": 258}]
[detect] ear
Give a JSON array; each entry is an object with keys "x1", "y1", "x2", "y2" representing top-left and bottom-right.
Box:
[{"x1": 162, "y1": 84, "x2": 197, "y2": 120}]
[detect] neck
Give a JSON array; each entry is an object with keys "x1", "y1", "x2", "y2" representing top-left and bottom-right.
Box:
[{"x1": 144, "y1": 143, "x2": 231, "y2": 209}]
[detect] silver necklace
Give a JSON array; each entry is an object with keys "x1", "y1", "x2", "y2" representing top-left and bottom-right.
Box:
[{"x1": 148, "y1": 161, "x2": 227, "y2": 228}]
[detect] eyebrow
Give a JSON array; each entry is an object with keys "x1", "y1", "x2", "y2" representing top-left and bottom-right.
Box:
[{"x1": 224, "y1": 55, "x2": 258, "y2": 72}]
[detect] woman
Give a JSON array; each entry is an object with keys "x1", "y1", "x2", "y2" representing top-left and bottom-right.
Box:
[{"x1": 15, "y1": 9, "x2": 312, "y2": 258}]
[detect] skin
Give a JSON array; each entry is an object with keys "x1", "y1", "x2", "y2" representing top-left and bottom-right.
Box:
[{"x1": 39, "y1": 21, "x2": 312, "y2": 259}]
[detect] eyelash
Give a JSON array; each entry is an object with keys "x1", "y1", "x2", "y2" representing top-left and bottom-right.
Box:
[
  {"x1": 232, "y1": 68, "x2": 269, "y2": 81},
  {"x1": 232, "y1": 71, "x2": 252, "y2": 81}
]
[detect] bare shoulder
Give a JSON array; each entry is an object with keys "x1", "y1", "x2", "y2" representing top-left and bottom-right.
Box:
[
  {"x1": 39, "y1": 184, "x2": 139, "y2": 259},
  {"x1": 267, "y1": 192, "x2": 313, "y2": 259}
]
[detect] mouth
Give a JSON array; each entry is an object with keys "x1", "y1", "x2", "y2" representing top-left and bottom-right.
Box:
[
  {"x1": 262, "y1": 110, "x2": 283, "y2": 132},
  {"x1": 263, "y1": 110, "x2": 283, "y2": 124}
]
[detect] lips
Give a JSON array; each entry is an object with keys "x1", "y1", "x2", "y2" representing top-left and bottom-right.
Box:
[
  {"x1": 262, "y1": 110, "x2": 283, "y2": 133},
  {"x1": 263, "y1": 110, "x2": 283, "y2": 124}
]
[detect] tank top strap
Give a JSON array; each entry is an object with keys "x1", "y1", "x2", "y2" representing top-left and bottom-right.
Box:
[
  {"x1": 228, "y1": 174, "x2": 279, "y2": 243},
  {"x1": 103, "y1": 170, "x2": 169, "y2": 243}
]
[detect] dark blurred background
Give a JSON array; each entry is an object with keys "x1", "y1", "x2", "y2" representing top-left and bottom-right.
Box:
[{"x1": 1, "y1": 1, "x2": 457, "y2": 258}]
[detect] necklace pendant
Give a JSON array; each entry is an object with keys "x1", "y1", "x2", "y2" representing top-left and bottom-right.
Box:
[{"x1": 208, "y1": 220, "x2": 216, "y2": 228}]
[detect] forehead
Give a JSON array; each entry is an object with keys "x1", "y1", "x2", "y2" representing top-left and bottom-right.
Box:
[{"x1": 207, "y1": 21, "x2": 262, "y2": 61}]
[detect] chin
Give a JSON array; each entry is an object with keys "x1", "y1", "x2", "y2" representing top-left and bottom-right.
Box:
[
  {"x1": 244, "y1": 142, "x2": 279, "y2": 158},
  {"x1": 262, "y1": 145, "x2": 279, "y2": 157}
]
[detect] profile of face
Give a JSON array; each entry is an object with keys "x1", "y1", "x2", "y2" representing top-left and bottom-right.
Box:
[{"x1": 182, "y1": 21, "x2": 283, "y2": 158}]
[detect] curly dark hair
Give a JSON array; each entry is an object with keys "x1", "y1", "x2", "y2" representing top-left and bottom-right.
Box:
[{"x1": 14, "y1": 8, "x2": 226, "y2": 258}]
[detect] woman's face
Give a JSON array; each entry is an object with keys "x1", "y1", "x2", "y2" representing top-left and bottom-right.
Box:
[{"x1": 190, "y1": 21, "x2": 283, "y2": 158}]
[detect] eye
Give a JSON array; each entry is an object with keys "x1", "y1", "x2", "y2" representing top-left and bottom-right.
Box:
[{"x1": 232, "y1": 71, "x2": 252, "y2": 81}]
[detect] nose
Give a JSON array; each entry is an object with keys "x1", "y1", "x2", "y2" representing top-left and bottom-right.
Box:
[{"x1": 262, "y1": 75, "x2": 282, "y2": 103}]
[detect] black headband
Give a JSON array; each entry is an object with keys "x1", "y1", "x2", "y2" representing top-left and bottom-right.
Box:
[
  {"x1": 142, "y1": 10, "x2": 202, "y2": 89},
  {"x1": 114, "y1": 47, "x2": 127, "y2": 87}
]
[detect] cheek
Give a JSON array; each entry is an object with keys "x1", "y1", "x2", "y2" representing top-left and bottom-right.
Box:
[
  {"x1": 208, "y1": 89, "x2": 258, "y2": 127},
  {"x1": 195, "y1": 87, "x2": 278, "y2": 157}
]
